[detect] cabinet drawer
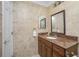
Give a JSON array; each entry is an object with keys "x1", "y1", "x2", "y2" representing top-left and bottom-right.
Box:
[{"x1": 53, "y1": 44, "x2": 64, "y2": 56}]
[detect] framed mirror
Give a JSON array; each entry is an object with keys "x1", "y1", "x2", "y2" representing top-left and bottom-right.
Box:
[
  {"x1": 51, "y1": 10, "x2": 66, "y2": 34},
  {"x1": 39, "y1": 16, "x2": 46, "y2": 29}
]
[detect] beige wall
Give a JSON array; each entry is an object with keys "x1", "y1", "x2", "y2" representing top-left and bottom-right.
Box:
[
  {"x1": 13, "y1": 1, "x2": 49, "y2": 57},
  {"x1": 0, "y1": 1, "x2": 2, "y2": 57}
]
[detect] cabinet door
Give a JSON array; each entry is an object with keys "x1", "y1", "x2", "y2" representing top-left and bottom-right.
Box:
[
  {"x1": 66, "y1": 44, "x2": 78, "y2": 57},
  {"x1": 42, "y1": 44, "x2": 47, "y2": 57},
  {"x1": 38, "y1": 36, "x2": 53, "y2": 57},
  {"x1": 53, "y1": 50, "x2": 62, "y2": 57},
  {"x1": 38, "y1": 42, "x2": 42, "y2": 56},
  {"x1": 53, "y1": 44, "x2": 64, "y2": 57},
  {"x1": 38, "y1": 39, "x2": 42, "y2": 56},
  {"x1": 46, "y1": 47, "x2": 53, "y2": 57}
]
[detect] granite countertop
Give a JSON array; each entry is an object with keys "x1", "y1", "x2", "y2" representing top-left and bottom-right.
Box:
[{"x1": 38, "y1": 34, "x2": 78, "y2": 49}]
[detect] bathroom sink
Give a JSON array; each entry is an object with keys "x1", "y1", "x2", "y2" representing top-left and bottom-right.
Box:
[{"x1": 46, "y1": 37, "x2": 57, "y2": 39}]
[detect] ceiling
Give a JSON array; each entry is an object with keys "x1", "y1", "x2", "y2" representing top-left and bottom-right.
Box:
[{"x1": 32, "y1": 1, "x2": 56, "y2": 7}]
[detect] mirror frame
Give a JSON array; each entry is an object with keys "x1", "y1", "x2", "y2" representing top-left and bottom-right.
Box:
[{"x1": 51, "y1": 10, "x2": 66, "y2": 34}]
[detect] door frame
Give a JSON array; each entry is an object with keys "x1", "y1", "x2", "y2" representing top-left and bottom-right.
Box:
[{"x1": 2, "y1": 1, "x2": 13, "y2": 57}]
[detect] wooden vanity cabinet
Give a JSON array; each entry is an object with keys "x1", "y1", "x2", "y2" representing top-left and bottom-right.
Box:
[
  {"x1": 38, "y1": 36, "x2": 53, "y2": 57},
  {"x1": 38, "y1": 36, "x2": 78, "y2": 57}
]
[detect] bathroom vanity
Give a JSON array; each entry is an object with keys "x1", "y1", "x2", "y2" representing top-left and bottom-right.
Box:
[
  {"x1": 38, "y1": 33, "x2": 78, "y2": 57},
  {"x1": 38, "y1": 10, "x2": 78, "y2": 57}
]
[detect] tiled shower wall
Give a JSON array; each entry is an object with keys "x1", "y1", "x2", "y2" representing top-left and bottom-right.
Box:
[
  {"x1": 13, "y1": 1, "x2": 49, "y2": 57},
  {"x1": 0, "y1": 1, "x2": 2, "y2": 57}
]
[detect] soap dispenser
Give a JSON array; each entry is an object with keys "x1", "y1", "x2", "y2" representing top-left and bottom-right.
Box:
[{"x1": 33, "y1": 28, "x2": 37, "y2": 38}]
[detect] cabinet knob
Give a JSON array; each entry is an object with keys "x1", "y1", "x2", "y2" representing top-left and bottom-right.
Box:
[{"x1": 71, "y1": 52, "x2": 74, "y2": 55}]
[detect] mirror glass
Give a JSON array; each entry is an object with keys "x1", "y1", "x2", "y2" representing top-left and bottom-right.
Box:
[{"x1": 51, "y1": 10, "x2": 65, "y2": 34}]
